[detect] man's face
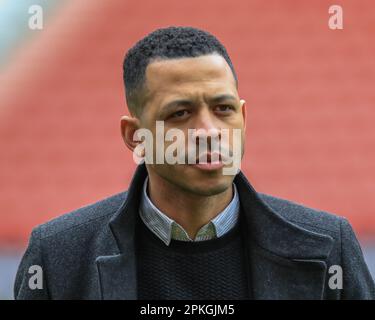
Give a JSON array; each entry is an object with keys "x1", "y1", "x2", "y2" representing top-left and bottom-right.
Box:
[{"x1": 137, "y1": 53, "x2": 246, "y2": 196}]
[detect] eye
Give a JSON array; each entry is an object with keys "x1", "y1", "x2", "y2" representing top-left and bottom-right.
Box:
[
  {"x1": 215, "y1": 105, "x2": 234, "y2": 113},
  {"x1": 170, "y1": 109, "x2": 190, "y2": 119}
]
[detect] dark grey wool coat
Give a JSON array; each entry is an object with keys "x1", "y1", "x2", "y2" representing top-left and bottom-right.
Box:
[{"x1": 14, "y1": 164, "x2": 375, "y2": 299}]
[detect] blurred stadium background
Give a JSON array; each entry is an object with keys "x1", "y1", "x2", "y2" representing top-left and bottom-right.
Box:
[{"x1": 1, "y1": 0, "x2": 374, "y2": 299}]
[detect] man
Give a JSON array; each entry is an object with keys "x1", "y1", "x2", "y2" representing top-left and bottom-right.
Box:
[{"x1": 14, "y1": 26, "x2": 375, "y2": 300}]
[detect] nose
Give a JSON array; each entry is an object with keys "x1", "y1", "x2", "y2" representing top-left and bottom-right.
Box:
[{"x1": 191, "y1": 108, "x2": 221, "y2": 147}]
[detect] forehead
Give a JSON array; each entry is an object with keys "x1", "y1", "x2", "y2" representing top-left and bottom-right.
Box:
[{"x1": 144, "y1": 54, "x2": 237, "y2": 99}]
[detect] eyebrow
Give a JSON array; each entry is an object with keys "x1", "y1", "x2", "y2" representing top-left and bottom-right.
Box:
[{"x1": 158, "y1": 94, "x2": 237, "y2": 118}]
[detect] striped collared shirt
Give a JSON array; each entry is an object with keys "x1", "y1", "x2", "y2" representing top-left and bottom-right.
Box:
[{"x1": 139, "y1": 176, "x2": 240, "y2": 246}]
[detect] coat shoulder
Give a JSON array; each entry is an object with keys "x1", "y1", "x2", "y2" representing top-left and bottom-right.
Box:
[
  {"x1": 258, "y1": 192, "x2": 344, "y2": 236},
  {"x1": 36, "y1": 191, "x2": 128, "y2": 239}
]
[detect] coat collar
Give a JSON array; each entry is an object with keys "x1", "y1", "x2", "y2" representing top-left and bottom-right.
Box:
[
  {"x1": 96, "y1": 164, "x2": 334, "y2": 299},
  {"x1": 234, "y1": 170, "x2": 334, "y2": 260}
]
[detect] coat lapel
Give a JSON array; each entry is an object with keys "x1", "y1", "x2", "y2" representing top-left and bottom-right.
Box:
[
  {"x1": 235, "y1": 171, "x2": 334, "y2": 299},
  {"x1": 96, "y1": 164, "x2": 147, "y2": 300},
  {"x1": 96, "y1": 254, "x2": 137, "y2": 300}
]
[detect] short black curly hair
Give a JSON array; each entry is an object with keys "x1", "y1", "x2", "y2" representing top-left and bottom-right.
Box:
[{"x1": 123, "y1": 26, "x2": 238, "y2": 116}]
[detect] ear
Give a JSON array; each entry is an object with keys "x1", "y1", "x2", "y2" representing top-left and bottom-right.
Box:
[
  {"x1": 240, "y1": 99, "x2": 247, "y2": 131},
  {"x1": 120, "y1": 115, "x2": 142, "y2": 152}
]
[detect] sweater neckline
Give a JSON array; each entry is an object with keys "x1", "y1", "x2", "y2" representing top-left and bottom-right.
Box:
[{"x1": 137, "y1": 216, "x2": 242, "y2": 254}]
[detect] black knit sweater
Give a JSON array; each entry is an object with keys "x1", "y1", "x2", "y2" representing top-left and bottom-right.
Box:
[{"x1": 136, "y1": 217, "x2": 250, "y2": 300}]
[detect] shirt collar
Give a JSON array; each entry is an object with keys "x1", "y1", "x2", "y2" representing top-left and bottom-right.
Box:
[{"x1": 139, "y1": 176, "x2": 240, "y2": 246}]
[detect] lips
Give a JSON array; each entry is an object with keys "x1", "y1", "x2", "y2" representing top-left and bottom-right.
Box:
[
  {"x1": 197, "y1": 151, "x2": 221, "y2": 163},
  {"x1": 192, "y1": 152, "x2": 224, "y2": 171}
]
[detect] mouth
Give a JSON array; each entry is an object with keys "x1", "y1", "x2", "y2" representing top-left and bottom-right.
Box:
[{"x1": 191, "y1": 152, "x2": 224, "y2": 171}]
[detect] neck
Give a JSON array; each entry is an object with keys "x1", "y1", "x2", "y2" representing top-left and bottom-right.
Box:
[{"x1": 146, "y1": 170, "x2": 233, "y2": 240}]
